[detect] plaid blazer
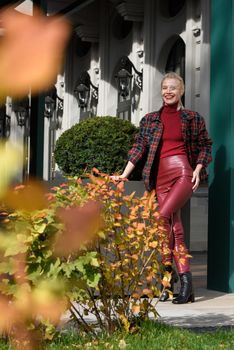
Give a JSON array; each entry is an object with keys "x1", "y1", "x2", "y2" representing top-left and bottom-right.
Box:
[{"x1": 128, "y1": 108, "x2": 212, "y2": 192}]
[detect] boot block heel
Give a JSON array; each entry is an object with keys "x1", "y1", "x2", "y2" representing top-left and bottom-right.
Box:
[
  {"x1": 172, "y1": 272, "x2": 194, "y2": 304},
  {"x1": 188, "y1": 293, "x2": 195, "y2": 303}
]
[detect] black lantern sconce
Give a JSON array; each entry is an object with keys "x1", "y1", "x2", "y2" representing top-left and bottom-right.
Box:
[
  {"x1": 12, "y1": 98, "x2": 29, "y2": 127},
  {"x1": 44, "y1": 86, "x2": 57, "y2": 119},
  {"x1": 44, "y1": 86, "x2": 64, "y2": 129},
  {"x1": 44, "y1": 95, "x2": 56, "y2": 119},
  {"x1": 74, "y1": 71, "x2": 98, "y2": 109},
  {"x1": 0, "y1": 106, "x2": 11, "y2": 139},
  {"x1": 16, "y1": 107, "x2": 27, "y2": 127},
  {"x1": 115, "y1": 56, "x2": 143, "y2": 99}
]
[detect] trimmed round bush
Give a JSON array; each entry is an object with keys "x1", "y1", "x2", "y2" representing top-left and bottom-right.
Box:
[{"x1": 54, "y1": 116, "x2": 139, "y2": 177}]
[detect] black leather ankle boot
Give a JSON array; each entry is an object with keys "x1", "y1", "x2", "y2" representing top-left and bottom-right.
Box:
[
  {"x1": 159, "y1": 266, "x2": 178, "y2": 302},
  {"x1": 172, "y1": 271, "x2": 195, "y2": 304}
]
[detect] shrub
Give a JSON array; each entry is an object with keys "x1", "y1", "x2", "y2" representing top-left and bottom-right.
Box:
[
  {"x1": 0, "y1": 180, "x2": 102, "y2": 347},
  {"x1": 54, "y1": 116, "x2": 139, "y2": 178},
  {"x1": 50, "y1": 170, "x2": 166, "y2": 334},
  {"x1": 0, "y1": 171, "x2": 167, "y2": 347}
]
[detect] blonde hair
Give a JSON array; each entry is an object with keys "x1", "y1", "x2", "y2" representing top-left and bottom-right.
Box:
[
  {"x1": 161, "y1": 72, "x2": 185, "y2": 93},
  {"x1": 161, "y1": 72, "x2": 185, "y2": 107}
]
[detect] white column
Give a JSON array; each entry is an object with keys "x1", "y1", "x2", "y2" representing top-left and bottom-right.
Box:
[
  {"x1": 63, "y1": 39, "x2": 79, "y2": 129},
  {"x1": 184, "y1": 1, "x2": 196, "y2": 110},
  {"x1": 43, "y1": 116, "x2": 50, "y2": 180},
  {"x1": 142, "y1": 0, "x2": 158, "y2": 115},
  {"x1": 97, "y1": 0, "x2": 110, "y2": 116},
  {"x1": 130, "y1": 21, "x2": 143, "y2": 125},
  {"x1": 199, "y1": 0, "x2": 210, "y2": 126}
]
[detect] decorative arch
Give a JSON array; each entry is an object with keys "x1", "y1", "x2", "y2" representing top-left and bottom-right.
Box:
[
  {"x1": 159, "y1": 0, "x2": 186, "y2": 18},
  {"x1": 157, "y1": 35, "x2": 185, "y2": 80}
]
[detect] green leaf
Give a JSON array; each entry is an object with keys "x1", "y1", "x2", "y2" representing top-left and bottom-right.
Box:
[
  {"x1": 4, "y1": 242, "x2": 27, "y2": 256},
  {"x1": 0, "y1": 261, "x2": 16, "y2": 274},
  {"x1": 87, "y1": 272, "x2": 101, "y2": 287},
  {"x1": 33, "y1": 223, "x2": 47, "y2": 233}
]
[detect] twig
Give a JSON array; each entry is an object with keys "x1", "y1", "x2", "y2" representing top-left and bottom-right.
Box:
[{"x1": 69, "y1": 300, "x2": 97, "y2": 337}]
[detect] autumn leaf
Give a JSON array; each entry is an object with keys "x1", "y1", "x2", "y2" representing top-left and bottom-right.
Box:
[
  {"x1": 54, "y1": 201, "x2": 102, "y2": 256},
  {"x1": 161, "y1": 271, "x2": 172, "y2": 288},
  {"x1": 32, "y1": 286, "x2": 67, "y2": 323},
  {"x1": 118, "y1": 339, "x2": 127, "y2": 349},
  {"x1": 142, "y1": 288, "x2": 153, "y2": 298},
  {"x1": 0, "y1": 296, "x2": 18, "y2": 331},
  {"x1": 131, "y1": 292, "x2": 141, "y2": 299},
  {"x1": 0, "y1": 142, "x2": 23, "y2": 198},
  {"x1": 116, "y1": 181, "x2": 125, "y2": 192},
  {"x1": 0, "y1": 7, "x2": 71, "y2": 97},
  {"x1": 178, "y1": 258, "x2": 186, "y2": 265},
  {"x1": 131, "y1": 304, "x2": 140, "y2": 314},
  {"x1": 3, "y1": 180, "x2": 48, "y2": 211},
  {"x1": 119, "y1": 314, "x2": 130, "y2": 333},
  {"x1": 149, "y1": 241, "x2": 158, "y2": 248}
]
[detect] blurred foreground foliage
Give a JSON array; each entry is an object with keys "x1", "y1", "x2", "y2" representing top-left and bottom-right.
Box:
[
  {"x1": 0, "y1": 167, "x2": 166, "y2": 349},
  {"x1": 0, "y1": 6, "x2": 170, "y2": 349},
  {"x1": 0, "y1": 7, "x2": 70, "y2": 98}
]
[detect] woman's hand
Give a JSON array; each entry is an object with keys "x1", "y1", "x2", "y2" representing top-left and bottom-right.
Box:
[
  {"x1": 110, "y1": 174, "x2": 127, "y2": 181},
  {"x1": 110, "y1": 161, "x2": 135, "y2": 182},
  {"x1": 191, "y1": 164, "x2": 203, "y2": 192}
]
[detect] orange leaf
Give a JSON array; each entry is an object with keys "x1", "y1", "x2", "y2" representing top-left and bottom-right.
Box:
[
  {"x1": 142, "y1": 288, "x2": 153, "y2": 297},
  {"x1": 132, "y1": 304, "x2": 140, "y2": 314},
  {"x1": 149, "y1": 241, "x2": 158, "y2": 248},
  {"x1": 178, "y1": 258, "x2": 186, "y2": 265},
  {"x1": 116, "y1": 181, "x2": 125, "y2": 192},
  {"x1": 0, "y1": 7, "x2": 71, "y2": 97},
  {"x1": 54, "y1": 201, "x2": 101, "y2": 256},
  {"x1": 131, "y1": 293, "x2": 140, "y2": 299},
  {"x1": 3, "y1": 180, "x2": 48, "y2": 211}
]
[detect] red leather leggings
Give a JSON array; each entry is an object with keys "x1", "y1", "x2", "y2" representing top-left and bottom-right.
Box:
[{"x1": 155, "y1": 155, "x2": 193, "y2": 274}]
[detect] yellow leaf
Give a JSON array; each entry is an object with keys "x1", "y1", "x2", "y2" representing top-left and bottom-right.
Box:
[
  {"x1": 118, "y1": 339, "x2": 127, "y2": 349},
  {"x1": 119, "y1": 314, "x2": 130, "y2": 333},
  {"x1": 179, "y1": 258, "x2": 186, "y2": 265},
  {"x1": 149, "y1": 241, "x2": 158, "y2": 248},
  {"x1": 0, "y1": 142, "x2": 23, "y2": 198}
]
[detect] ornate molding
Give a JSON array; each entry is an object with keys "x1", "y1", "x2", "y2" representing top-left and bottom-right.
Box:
[
  {"x1": 115, "y1": 0, "x2": 144, "y2": 22},
  {"x1": 75, "y1": 24, "x2": 99, "y2": 42},
  {"x1": 191, "y1": 25, "x2": 201, "y2": 37}
]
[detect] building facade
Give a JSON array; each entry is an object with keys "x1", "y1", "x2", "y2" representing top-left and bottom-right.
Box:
[
  {"x1": 4, "y1": 0, "x2": 234, "y2": 292},
  {"x1": 0, "y1": 0, "x2": 210, "y2": 181}
]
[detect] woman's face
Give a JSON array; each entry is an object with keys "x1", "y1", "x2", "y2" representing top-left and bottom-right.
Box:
[{"x1": 161, "y1": 78, "x2": 183, "y2": 105}]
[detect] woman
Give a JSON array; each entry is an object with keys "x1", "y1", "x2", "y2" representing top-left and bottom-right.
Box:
[{"x1": 112, "y1": 72, "x2": 212, "y2": 304}]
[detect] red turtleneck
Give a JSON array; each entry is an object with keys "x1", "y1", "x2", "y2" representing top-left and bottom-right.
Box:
[{"x1": 159, "y1": 103, "x2": 186, "y2": 159}]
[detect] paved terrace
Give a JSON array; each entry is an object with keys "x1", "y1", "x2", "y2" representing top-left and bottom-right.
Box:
[
  {"x1": 157, "y1": 253, "x2": 234, "y2": 330},
  {"x1": 62, "y1": 253, "x2": 234, "y2": 331}
]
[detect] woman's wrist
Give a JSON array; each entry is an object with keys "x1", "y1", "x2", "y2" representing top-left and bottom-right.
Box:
[
  {"x1": 195, "y1": 163, "x2": 203, "y2": 173},
  {"x1": 120, "y1": 171, "x2": 131, "y2": 178}
]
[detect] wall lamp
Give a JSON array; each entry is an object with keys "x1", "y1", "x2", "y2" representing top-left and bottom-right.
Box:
[
  {"x1": 0, "y1": 106, "x2": 10, "y2": 138},
  {"x1": 74, "y1": 71, "x2": 98, "y2": 109},
  {"x1": 115, "y1": 56, "x2": 143, "y2": 99},
  {"x1": 44, "y1": 86, "x2": 64, "y2": 129},
  {"x1": 44, "y1": 95, "x2": 56, "y2": 119},
  {"x1": 12, "y1": 98, "x2": 29, "y2": 127},
  {"x1": 44, "y1": 86, "x2": 57, "y2": 119}
]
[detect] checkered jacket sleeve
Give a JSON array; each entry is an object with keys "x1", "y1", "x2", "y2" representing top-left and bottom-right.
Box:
[
  {"x1": 128, "y1": 116, "x2": 148, "y2": 165},
  {"x1": 196, "y1": 114, "x2": 212, "y2": 167}
]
